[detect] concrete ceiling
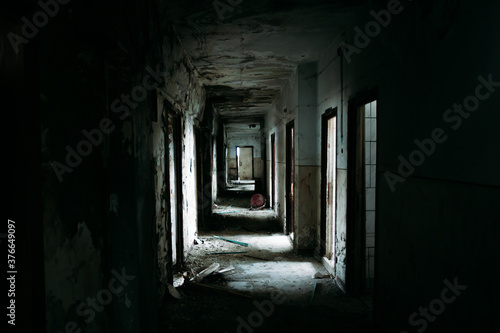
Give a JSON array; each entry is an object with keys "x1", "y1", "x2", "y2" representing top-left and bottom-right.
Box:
[
  {"x1": 165, "y1": 0, "x2": 366, "y2": 121},
  {"x1": 225, "y1": 121, "x2": 261, "y2": 137}
]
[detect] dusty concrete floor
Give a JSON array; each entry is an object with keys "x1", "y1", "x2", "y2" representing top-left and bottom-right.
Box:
[{"x1": 160, "y1": 195, "x2": 374, "y2": 333}]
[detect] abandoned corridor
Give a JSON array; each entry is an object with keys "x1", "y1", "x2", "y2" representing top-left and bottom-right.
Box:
[{"x1": 4, "y1": 0, "x2": 499, "y2": 332}]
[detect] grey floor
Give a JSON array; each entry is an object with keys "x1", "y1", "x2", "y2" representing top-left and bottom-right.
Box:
[{"x1": 161, "y1": 195, "x2": 374, "y2": 333}]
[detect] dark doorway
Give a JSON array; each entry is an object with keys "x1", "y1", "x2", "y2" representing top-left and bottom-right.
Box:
[
  {"x1": 195, "y1": 127, "x2": 204, "y2": 229},
  {"x1": 271, "y1": 133, "x2": 276, "y2": 208},
  {"x1": 286, "y1": 121, "x2": 295, "y2": 236},
  {"x1": 346, "y1": 89, "x2": 378, "y2": 294},
  {"x1": 168, "y1": 111, "x2": 184, "y2": 267}
]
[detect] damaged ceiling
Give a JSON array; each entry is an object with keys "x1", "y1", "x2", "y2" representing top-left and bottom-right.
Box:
[
  {"x1": 165, "y1": 0, "x2": 367, "y2": 121},
  {"x1": 224, "y1": 121, "x2": 262, "y2": 136}
]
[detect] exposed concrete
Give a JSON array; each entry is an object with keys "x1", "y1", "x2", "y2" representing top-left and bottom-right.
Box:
[{"x1": 165, "y1": 197, "x2": 372, "y2": 332}]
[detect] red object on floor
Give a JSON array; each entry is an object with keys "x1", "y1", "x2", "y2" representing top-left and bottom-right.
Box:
[{"x1": 251, "y1": 193, "x2": 265, "y2": 208}]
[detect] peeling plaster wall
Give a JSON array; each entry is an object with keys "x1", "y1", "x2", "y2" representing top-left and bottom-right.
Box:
[
  {"x1": 197, "y1": 101, "x2": 220, "y2": 227},
  {"x1": 181, "y1": 116, "x2": 199, "y2": 257},
  {"x1": 157, "y1": 25, "x2": 206, "y2": 260},
  {"x1": 152, "y1": 96, "x2": 169, "y2": 300},
  {"x1": 39, "y1": 0, "x2": 206, "y2": 331},
  {"x1": 159, "y1": 25, "x2": 206, "y2": 119}
]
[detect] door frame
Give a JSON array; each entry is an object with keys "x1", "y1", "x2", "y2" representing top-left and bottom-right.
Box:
[
  {"x1": 346, "y1": 87, "x2": 378, "y2": 294},
  {"x1": 236, "y1": 146, "x2": 254, "y2": 180},
  {"x1": 320, "y1": 107, "x2": 338, "y2": 256},
  {"x1": 270, "y1": 133, "x2": 276, "y2": 208},
  {"x1": 168, "y1": 109, "x2": 184, "y2": 267},
  {"x1": 286, "y1": 121, "x2": 295, "y2": 235}
]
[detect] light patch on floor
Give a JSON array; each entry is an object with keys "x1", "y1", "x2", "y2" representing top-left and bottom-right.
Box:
[{"x1": 165, "y1": 195, "x2": 373, "y2": 332}]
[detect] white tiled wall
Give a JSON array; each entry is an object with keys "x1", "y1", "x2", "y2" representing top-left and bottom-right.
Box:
[{"x1": 364, "y1": 100, "x2": 377, "y2": 290}]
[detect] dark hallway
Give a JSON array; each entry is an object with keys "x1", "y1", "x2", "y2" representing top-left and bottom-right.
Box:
[{"x1": 3, "y1": 0, "x2": 500, "y2": 332}]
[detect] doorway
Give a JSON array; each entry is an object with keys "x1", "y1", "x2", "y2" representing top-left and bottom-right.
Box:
[
  {"x1": 286, "y1": 121, "x2": 295, "y2": 236},
  {"x1": 321, "y1": 108, "x2": 337, "y2": 261},
  {"x1": 346, "y1": 90, "x2": 378, "y2": 294},
  {"x1": 363, "y1": 99, "x2": 377, "y2": 291},
  {"x1": 236, "y1": 146, "x2": 254, "y2": 180},
  {"x1": 270, "y1": 133, "x2": 276, "y2": 209},
  {"x1": 168, "y1": 111, "x2": 183, "y2": 267}
]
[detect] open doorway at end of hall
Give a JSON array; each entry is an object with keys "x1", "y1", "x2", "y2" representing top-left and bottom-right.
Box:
[{"x1": 230, "y1": 146, "x2": 255, "y2": 192}]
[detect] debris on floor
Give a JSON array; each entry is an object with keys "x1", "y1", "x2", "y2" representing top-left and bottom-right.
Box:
[
  {"x1": 218, "y1": 265, "x2": 235, "y2": 273},
  {"x1": 173, "y1": 273, "x2": 186, "y2": 288},
  {"x1": 191, "y1": 263, "x2": 220, "y2": 283},
  {"x1": 162, "y1": 195, "x2": 373, "y2": 333}
]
